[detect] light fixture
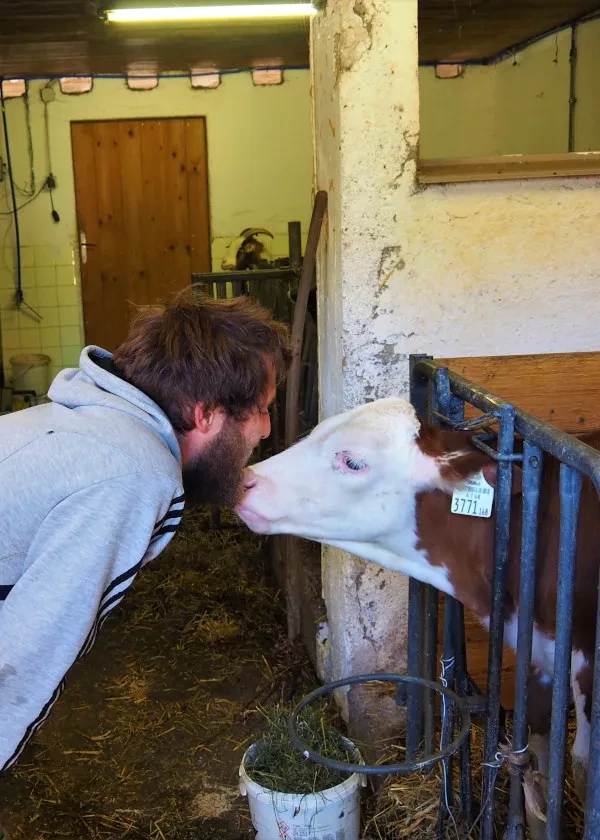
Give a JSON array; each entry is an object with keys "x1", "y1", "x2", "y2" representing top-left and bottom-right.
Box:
[
  {"x1": 59, "y1": 77, "x2": 93, "y2": 94},
  {"x1": 106, "y1": 4, "x2": 317, "y2": 23},
  {"x1": 1, "y1": 79, "x2": 26, "y2": 98}
]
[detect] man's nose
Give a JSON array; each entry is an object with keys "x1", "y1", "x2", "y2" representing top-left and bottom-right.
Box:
[{"x1": 260, "y1": 413, "x2": 271, "y2": 440}]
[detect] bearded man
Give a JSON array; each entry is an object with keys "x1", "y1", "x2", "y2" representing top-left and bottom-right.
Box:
[{"x1": 0, "y1": 289, "x2": 289, "y2": 773}]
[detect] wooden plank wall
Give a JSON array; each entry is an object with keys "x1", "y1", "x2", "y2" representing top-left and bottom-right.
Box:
[{"x1": 435, "y1": 351, "x2": 600, "y2": 433}]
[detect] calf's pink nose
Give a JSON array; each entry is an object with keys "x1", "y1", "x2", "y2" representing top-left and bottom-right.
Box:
[{"x1": 243, "y1": 471, "x2": 258, "y2": 491}]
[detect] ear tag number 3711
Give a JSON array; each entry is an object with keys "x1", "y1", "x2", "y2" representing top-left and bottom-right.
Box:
[{"x1": 451, "y1": 470, "x2": 494, "y2": 518}]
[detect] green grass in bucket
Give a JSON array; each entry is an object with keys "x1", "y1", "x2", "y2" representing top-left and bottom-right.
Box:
[{"x1": 245, "y1": 703, "x2": 357, "y2": 794}]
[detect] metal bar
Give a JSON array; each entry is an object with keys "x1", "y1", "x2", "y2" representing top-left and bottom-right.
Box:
[
  {"x1": 288, "y1": 220, "x2": 302, "y2": 271},
  {"x1": 434, "y1": 366, "x2": 452, "y2": 418},
  {"x1": 437, "y1": 596, "x2": 457, "y2": 836},
  {"x1": 413, "y1": 358, "x2": 600, "y2": 483},
  {"x1": 436, "y1": 411, "x2": 498, "y2": 432},
  {"x1": 191, "y1": 268, "x2": 297, "y2": 284},
  {"x1": 230, "y1": 278, "x2": 243, "y2": 297},
  {"x1": 285, "y1": 191, "x2": 327, "y2": 449},
  {"x1": 431, "y1": 375, "x2": 469, "y2": 819},
  {"x1": 421, "y1": 363, "x2": 442, "y2": 760},
  {"x1": 413, "y1": 356, "x2": 600, "y2": 833},
  {"x1": 583, "y1": 563, "x2": 600, "y2": 839},
  {"x1": 402, "y1": 355, "x2": 434, "y2": 732},
  {"x1": 430, "y1": 365, "x2": 464, "y2": 803},
  {"x1": 434, "y1": 366, "x2": 464, "y2": 426},
  {"x1": 423, "y1": 584, "x2": 439, "y2": 758},
  {"x1": 284, "y1": 191, "x2": 327, "y2": 641},
  {"x1": 453, "y1": 599, "x2": 474, "y2": 822},
  {"x1": 434, "y1": 365, "x2": 466, "y2": 431},
  {"x1": 506, "y1": 442, "x2": 543, "y2": 840},
  {"x1": 546, "y1": 465, "x2": 582, "y2": 838},
  {"x1": 481, "y1": 402, "x2": 516, "y2": 840},
  {"x1": 472, "y1": 437, "x2": 523, "y2": 462},
  {"x1": 290, "y1": 673, "x2": 471, "y2": 776},
  {"x1": 406, "y1": 578, "x2": 425, "y2": 759}
]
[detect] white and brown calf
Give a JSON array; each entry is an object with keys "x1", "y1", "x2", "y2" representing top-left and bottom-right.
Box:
[{"x1": 237, "y1": 397, "x2": 600, "y2": 832}]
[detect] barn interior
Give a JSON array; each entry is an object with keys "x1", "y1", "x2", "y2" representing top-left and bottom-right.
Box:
[{"x1": 0, "y1": 1, "x2": 599, "y2": 838}]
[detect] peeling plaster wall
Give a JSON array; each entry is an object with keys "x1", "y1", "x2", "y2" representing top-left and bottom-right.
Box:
[
  {"x1": 311, "y1": 0, "x2": 419, "y2": 733},
  {"x1": 311, "y1": 0, "x2": 600, "y2": 732},
  {"x1": 311, "y1": 3, "x2": 344, "y2": 420},
  {"x1": 375, "y1": 178, "x2": 600, "y2": 376}
]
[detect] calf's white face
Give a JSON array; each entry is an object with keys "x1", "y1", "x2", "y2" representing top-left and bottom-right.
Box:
[{"x1": 236, "y1": 397, "x2": 443, "y2": 552}]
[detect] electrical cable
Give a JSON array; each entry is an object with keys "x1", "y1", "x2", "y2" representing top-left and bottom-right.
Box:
[
  {"x1": 14, "y1": 90, "x2": 35, "y2": 198},
  {"x1": 0, "y1": 183, "x2": 45, "y2": 216},
  {"x1": 0, "y1": 78, "x2": 23, "y2": 306},
  {"x1": 0, "y1": 80, "x2": 42, "y2": 320},
  {"x1": 42, "y1": 83, "x2": 60, "y2": 223}
]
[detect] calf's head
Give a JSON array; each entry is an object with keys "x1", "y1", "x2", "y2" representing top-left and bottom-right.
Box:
[{"x1": 236, "y1": 397, "x2": 500, "y2": 555}]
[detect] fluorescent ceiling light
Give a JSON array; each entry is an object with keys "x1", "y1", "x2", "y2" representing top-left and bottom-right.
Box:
[{"x1": 106, "y1": 4, "x2": 317, "y2": 22}]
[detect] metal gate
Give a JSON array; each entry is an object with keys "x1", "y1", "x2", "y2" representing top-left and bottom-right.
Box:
[{"x1": 407, "y1": 354, "x2": 600, "y2": 839}]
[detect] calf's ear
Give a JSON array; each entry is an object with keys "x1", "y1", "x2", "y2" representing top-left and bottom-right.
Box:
[
  {"x1": 440, "y1": 450, "x2": 523, "y2": 496},
  {"x1": 480, "y1": 461, "x2": 523, "y2": 495},
  {"x1": 417, "y1": 424, "x2": 523, "y2": 494}
]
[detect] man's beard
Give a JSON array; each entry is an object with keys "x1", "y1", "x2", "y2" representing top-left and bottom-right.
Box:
[{"x1": 182, "y1": 418, "x2": 253, "y2": 508}]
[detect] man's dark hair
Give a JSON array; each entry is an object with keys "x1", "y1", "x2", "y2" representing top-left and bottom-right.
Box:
[{"x1": 113, "y1": 288, "x2": 291, "y2": 433}]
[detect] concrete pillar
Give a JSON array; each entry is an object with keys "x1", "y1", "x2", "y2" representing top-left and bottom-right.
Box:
[{"x1": 310, "y1": 0, "x2": 420, "y2": 741}]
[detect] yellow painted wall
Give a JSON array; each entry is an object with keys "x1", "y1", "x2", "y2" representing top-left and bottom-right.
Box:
[
  {"x1": 494, "y1": 30, "x2": 571, "y2": 155},
  {"x1": 0, "y1": 71, "x2": 312, "y2": 383},
  {"x1": 419, "y1": 66, "x2": 498, "y2": 158},
  {"x1": 574, "y1": 18, "x2": 600, "y2": 151},
  {"x1": 419, "y1": 19, "x2": 600, "y2": 158}
]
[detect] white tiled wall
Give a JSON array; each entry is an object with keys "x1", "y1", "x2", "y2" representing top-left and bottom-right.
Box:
[
  {"x1": 1, "y1": 234, "x2": 302, "y2": 388},
  {"x1": 0, "y1": 73, "x2": 313, "y2": 391},
  {"x1": 0, "y1": 244, "x2": 83, "y2": 386}
]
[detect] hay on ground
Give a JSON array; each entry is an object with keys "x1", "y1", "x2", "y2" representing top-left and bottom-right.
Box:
[{"x1": 363, "y1": 719, "x2": 584, "y2": 839}]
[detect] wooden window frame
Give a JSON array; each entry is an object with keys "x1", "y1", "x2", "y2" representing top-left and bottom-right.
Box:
[{"x1": 417, "y1": 152, "x2": 600, "y2": 185}]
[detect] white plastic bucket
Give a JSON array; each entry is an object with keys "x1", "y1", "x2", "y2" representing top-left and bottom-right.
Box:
[
  {"x1": 239, "y1": 739, "x2": 366, "y2": 840},
  {"x1": 9, "y1": 353, "x2": 51, "y2": 399}
]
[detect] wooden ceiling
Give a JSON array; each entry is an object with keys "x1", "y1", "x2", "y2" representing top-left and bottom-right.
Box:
[
  {"x1": 0, "y1": 1, "x2": 311, "y2": 77},
  {"x1": 0, "y1": 1, "x2": 598, "y2": 77},
  {"x1": 419, "y1": 0, "x2": 600, "y2": 63}
]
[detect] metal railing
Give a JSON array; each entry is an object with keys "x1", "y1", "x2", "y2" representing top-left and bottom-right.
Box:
[{"x1": 409, "y1": 354, "x2": 600, "y2": 839}]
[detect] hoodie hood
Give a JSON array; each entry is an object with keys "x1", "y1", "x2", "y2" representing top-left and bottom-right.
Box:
[{"x1": 48, "y1": 346, "x2": 181, "y2": 463}]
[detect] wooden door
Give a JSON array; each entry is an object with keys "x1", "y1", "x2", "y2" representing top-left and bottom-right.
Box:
[{"x1": 71, "y1": 117, "x2": 211, "y2": 351}]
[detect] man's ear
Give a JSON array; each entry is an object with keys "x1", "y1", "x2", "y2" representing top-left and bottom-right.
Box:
[{"x1": 192, "y1": 404, "x2": 225, "y2": 437}]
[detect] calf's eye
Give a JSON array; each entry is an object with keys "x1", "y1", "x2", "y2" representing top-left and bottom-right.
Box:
[
  {"x1": 335, "y1": 451, "x2": 369, "y2": 473},
  {"x1": 345, "y1": 455, "x2": 365, "y2": 471}
]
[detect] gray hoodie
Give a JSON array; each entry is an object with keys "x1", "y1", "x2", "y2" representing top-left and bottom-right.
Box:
[{"x1": 0, "y1": 346, "x2": 185, "y2": 771}]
